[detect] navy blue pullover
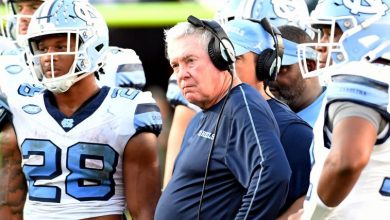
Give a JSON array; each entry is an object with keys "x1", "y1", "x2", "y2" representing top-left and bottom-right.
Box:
[
  {"x1": 267, "y1": 99, "x2": 312, "y2": 215},
  {"x1": 155, "y1": 84, "x2": 291, "y2": 220}
]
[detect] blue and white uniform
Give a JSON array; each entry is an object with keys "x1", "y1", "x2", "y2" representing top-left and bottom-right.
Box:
[
  {"x1": 98, "y1": 46, "x2": 146, "y2": 90},
  {"x1": 0, "y1": 48, "x2": 39, "y2": 97},
  {"x1": 0, "y1": 36, "x2": 18, "y2": 53},
  {"x1": 8, "y1": 86, "x2": 162, "y2": 220},
  {"x1": 0, "y1": 46, "x2": 146, "y2": 99},
  {"x1": 156, "y1": 84, "x2": 291, "y2": 220},
  {"x1": 306, "y1": 61, "x2": 390, "y2": 219},
  {"x1": 297, "y1": 87, "x2": 327, "y2": 128}
]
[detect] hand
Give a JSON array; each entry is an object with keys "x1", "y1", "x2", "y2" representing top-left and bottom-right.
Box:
[{"x1": 287, "y1": 209, "x2": 303, "y2": 220}]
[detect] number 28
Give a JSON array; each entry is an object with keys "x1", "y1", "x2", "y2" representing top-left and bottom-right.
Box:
[{"x1": 22, "y1": 139, "x2": 119, "y2": 203}]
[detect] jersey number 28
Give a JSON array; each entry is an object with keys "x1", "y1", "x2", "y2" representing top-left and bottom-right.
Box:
[{"x1": 22, "y1": 139, "x2": 119, "y2": 203}]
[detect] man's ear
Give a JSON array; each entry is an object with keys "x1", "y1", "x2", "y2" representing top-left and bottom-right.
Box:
[{"x1": 306, "y1": 59, "x2": 316, "y2": 72}]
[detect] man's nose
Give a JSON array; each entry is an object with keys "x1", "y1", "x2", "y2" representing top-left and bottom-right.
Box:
[
  {"x1": 175, "y1": 65, "x2": 186, "y2": 80},
  {"x1": 42, "y1": 49, "x2": 59, "y2": 63}
]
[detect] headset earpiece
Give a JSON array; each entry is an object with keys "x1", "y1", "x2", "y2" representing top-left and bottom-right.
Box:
[
  {"x1": 187, "y1": 15, "x2": 236, "y2": 72},
  {"x1": 247, "y1": 17, "x2": 284, "y2": 81},
  {"x1": 257, "y1": 49, "x2": 275, "y2": 81},
  {"x1": 186, "y1": 17, "x2": 237, "y2": 219}
]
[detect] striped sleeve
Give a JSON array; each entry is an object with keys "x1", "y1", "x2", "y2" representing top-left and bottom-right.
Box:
[
  {"x1": 133, "y1": 91, "x2": 162, "y2": 136},
  {"x1": 327, "y1": 74, "x2": 390, "y2": 121},
  {"x1": 226, "y1": 86, "x2": 291, "y2": 219}
]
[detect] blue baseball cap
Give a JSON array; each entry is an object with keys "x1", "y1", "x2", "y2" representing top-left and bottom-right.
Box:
[
  {"x1": 282, "y1": 38, "x2": 317, "y2": 65},
  {"x1": 224, "y1": 19, "x2": 274, "y2": 56}
]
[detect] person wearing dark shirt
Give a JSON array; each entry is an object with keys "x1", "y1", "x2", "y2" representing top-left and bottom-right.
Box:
[
  {"x1": 225, "y1": 19, "x2": 313, "y2": 219},
  {"x1": 155, "y1": 16, "x2": 291, "y2": 220},
  {"x1": 268, "y1": 25, "x2": 325, "y2": 128}
]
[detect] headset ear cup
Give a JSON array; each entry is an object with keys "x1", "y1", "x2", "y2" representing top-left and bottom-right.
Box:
[
  {"x1": 208, "y1": 37, "x2": 228, "y2": 71},
  {"x1": 208, "y1": 37, "x2": 219, "y2": 70},
  {"x1": 273, "y1": 56, "x2": 281, "y2": 80},
  {"x1": 256, "y1": 49, "x2": 277, "y2": 81}
]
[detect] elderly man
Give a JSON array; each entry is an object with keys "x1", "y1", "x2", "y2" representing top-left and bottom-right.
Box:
[{"x1": 155, "y1": 16, "x2": 291, "y2": 219}]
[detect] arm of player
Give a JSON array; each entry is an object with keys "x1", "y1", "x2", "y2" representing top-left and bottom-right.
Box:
[
  {"x1": 0, "y1": 122, "x2": 27, "y2": 220},
  {"x1": 123, "y1": 132, "x2": 162, "y2": 220},
  {"x1": 302, "y1": 102, "x2": 380, "y2": 219},
  {"x1": 317, "y1": 116, "x2": 376, "y2": 206},
  {"x1": 300, "y1": 115, "x2": 376, "y2": 219},
  {"x1": 163, "y1": 105, "x2": 196, "y2": 189}
]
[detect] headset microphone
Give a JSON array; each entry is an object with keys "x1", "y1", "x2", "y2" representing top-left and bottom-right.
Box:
[{"x1": 187, "y1": 15, "x2": 205, "y2": 28}]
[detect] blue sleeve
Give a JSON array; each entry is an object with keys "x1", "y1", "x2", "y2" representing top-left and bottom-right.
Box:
[
  {"x1": 134, "y1": 103, "x2": 162, "y2": 136},
  {"x1": 327, "y1": 74, "x2": 390, "y2": 121},
  {"x1": 115, "y1": 63, "x2": 146, "y2": 90},
  {"x1": 279, "y1": 122, "x2": 312, "y2": 214},
  {"x1": 105, "y1": 47, "x2": 146, "y2": 90},
  {"x1": 225, "y1": 103, "x2": 291, "y2": 220}
]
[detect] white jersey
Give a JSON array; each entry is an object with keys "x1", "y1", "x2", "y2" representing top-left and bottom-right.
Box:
[
  {"x1": 8, "y1": 86, "x2": 162, "y2": 220},
  {"x1": 98, "y1": 46, "x2": 146, "y2": 90},
  {"x1": 305, "y1": 62, "x2": 390, "y2": 219},
  {"x1": 0, "y1": 48, "x2": 39, "y2": 97},
  {"x1": 0, "y1": 36, "x2": 18, "y2": 53}
]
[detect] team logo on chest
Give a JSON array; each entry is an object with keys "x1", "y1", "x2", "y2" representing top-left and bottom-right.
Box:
[{"x1": 61, "y1": 118, "x2": 74, "y2": 128}]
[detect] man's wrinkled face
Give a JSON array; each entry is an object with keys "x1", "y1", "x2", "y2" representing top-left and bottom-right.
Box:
[{"x1": 168, "y1": 35, "x2": 224, "y2": 109}]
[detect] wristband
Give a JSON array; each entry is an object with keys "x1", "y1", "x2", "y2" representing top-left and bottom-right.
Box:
[{"x1": 302, "y1": 195, "x2": 334, "y2": 220}]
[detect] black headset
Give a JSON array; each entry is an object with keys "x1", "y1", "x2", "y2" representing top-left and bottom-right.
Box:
[
  {"x1": 187, "y1": 15, "x2": 236, "y2": 220},
  {"x1": 247, "y1": 18, "x2": 284, "y2": 82},
  {"x1": 187, "y1": 15, "x2": 236, "y2": 73},
  {"x1": 187, "y1": 16, "x2": 284, "y2": 219}
]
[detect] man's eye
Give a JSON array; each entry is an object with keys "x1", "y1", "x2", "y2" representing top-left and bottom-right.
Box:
[
  {"x1": 37, "y1": 47, "x2": 47, "y2": 53},
  {"x1": 57, "y1": 45, "x2": 67, "y2": 51}
]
